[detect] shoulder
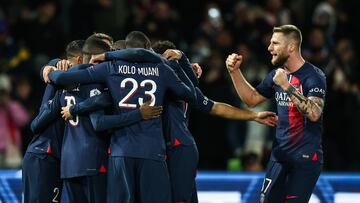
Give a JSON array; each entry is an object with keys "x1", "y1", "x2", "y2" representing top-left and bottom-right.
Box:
[
  {"x1": 267, "y1": 69, "x2": 277, "y2": 77},
  {"x1": 68, "y1": 64, "x2": 91, "y2": 72},
  {"x1": 159, "y1": 62, "x2": 173, "y2": 73},
  {"x1": 305, "y1": 62, "x2": 326, "y2": 80}
]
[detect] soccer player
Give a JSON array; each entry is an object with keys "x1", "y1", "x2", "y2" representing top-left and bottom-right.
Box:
[
  {"x1": 57, "y1": 37, "x2": 112, "y2": 203},
  {"x1": 226, "y1": 25, "x2": 326, "y2": 203},
  {"x1": 151, "y1": 41, "x2": 277, "y2": 203},
  {"x1": 35, "y1": 36, "x2": 112, "y2": 203},
  {"x1": 95, "y1": 40, "x2": 277, "y2": 203},
  {"x1": 22, "y1": 40, "x2": 84, "y2": 203},
  {"x1": 34, "y1": 37, "x2": 162, "y2": 203},
  {"x1": 42, "y1": 31, "x2": 196, "y2": 203}
]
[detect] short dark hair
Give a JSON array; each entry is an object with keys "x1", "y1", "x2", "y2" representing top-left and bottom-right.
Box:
[
  {"x1": 273, "y1": 25, "x2": 302, "y2": 47},
  {"x1": 112, "y1": 40, "x2": 126, "y2": 50},
  {"x1": 82, "y1": 37, "x2": 111, "y2": 63},
  {"x1": 152, "y1": 40, "x2": 177, "y2": 54},
  {"x1": 125, "y1": 31, "x2": 151, "y2": 49},
  {"x1": 65, "y1": 40, "x2": 85, "y2": 59},
  {"x1": 89, "y1": 32, "x2": 114, "y2": 47}
]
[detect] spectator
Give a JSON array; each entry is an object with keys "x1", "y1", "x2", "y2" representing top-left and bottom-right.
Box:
[{"x1": 0, "y1": 74, "x2": 30, "y2": 168}]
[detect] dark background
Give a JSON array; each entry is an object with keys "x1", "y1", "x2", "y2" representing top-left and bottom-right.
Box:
[{"x1": 1, "y1": 0, "x2": 360, "y2": 171}]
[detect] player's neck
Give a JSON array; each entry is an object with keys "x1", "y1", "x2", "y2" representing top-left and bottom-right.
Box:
[{"x1": 283, "y1": 54, "x2": 305, "y2": 73}]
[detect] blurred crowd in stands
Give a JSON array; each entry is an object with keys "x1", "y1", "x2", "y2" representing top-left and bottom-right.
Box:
[{"x1": 0, "y1": 0, "x2": 359, "y2": 171}]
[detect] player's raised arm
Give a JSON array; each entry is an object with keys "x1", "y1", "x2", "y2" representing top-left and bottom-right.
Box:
[
  {"x1": 273, "y1": 68, "x2": 326, "y2": 122},
  {"x1": 226, "y1": 53, "x2": 267, "y2": 107}
]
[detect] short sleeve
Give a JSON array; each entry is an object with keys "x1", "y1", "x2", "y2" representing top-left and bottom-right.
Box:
[
  {"x1": 304, "y1": 73, "x2": 326, "y2": 99},
  {"x1": 255, "y1": 70, "x2": 276, "y2": 99},
  {"x1": 193, "y1": 87, "x2": 214, "y2": 113}
]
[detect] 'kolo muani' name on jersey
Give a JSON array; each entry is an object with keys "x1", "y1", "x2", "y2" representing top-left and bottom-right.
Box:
[{"x1": 118, "y1": 65, "x2": 159, "y2": 76}]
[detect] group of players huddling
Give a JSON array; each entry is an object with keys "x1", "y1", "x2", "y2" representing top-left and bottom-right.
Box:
[{"x1": 22, "y1": 24, "x2": 326, "y2": 203}]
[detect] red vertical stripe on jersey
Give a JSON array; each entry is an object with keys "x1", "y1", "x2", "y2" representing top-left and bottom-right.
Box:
[{"x1": 288, "y1": 76, "x2": 304, "y2": 144}]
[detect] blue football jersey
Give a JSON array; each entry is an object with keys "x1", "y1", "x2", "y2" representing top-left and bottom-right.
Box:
[
  {"x1": 256, "y1": 62, "x2": 326, "y2": 162},
  {"x1": 163, "y1": 69, "x2": 214, "y2": 149},
  {"x1": 28, "y1": 85, "x2": 64, "y2": 159},
  {"x1": 59, "y1": 65, "x2": 109, "y2": 178},
  {"x1": 48, "y1": 49, "x2": 196, "y2": 161}
]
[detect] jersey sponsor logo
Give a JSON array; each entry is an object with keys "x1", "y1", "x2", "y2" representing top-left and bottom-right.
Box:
[
  {"x1": 309, "y1": 87, "x2": 325, "y2": 96},
  {"x1": 275, "y1": 84, "x2": 302, "y2": 107},
  {"x1": 275, "y1": 92, "x2": 293, "y2": 107},
  {"x1": 118, "y1": 65, "x2": 159, "y2": 76}
]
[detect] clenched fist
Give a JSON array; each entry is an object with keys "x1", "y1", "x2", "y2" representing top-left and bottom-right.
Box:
[
  {"x1": 225, "y1": 53, "x2": 243, "y2": 73},
  {"x1": 273, "y1": 68, "x2": 290, "y2": 89}
]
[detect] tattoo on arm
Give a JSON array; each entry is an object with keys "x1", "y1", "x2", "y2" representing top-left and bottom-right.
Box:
[{"x1": 285, "y1": 85, "x2": 324, "y2": 121}]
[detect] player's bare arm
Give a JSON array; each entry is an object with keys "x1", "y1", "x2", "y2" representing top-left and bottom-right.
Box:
[
  {"x1": 210, "y1": 102, "x2": 278, "y2": 127},
  {"x1": 273, "y1": 68, "x2": 324, "y2": 122},
  {"x1": 225, "y1": 53, "x2": 267, "y2": 107}
]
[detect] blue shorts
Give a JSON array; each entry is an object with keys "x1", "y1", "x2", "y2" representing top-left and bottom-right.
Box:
[
  {"x1": 22, "y1": 152, "x2": 62, "y2": 203},
  {"x1": 167, "y1": 144, "x2": 199, "y2": 202},
  {"x1": 63, "y1": 172, "x2": 107, "y2": 203},
  {"x1": 260, "y1": 160, "x2": 321, "y2": 203},
  {"x1": 107, "y1": 156, "x2": 171, "y2": 203}
]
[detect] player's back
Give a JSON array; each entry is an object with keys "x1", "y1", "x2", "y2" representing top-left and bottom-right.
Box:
[
  {"x1": 27, "y1": 92, "x2": 64, "y2": 159},
  {"x1": 100, "y1": 58, "x2": 195, "y2": 161},
  {"x1": 60, "y1": 65, "x2": 109, "y2": 178},
  {"x1": 161, "y1": 60, "x2": 194, "y2": 148},
  {"x1": 27, "y1": 110, "x2": 64, "y2": 159}
]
